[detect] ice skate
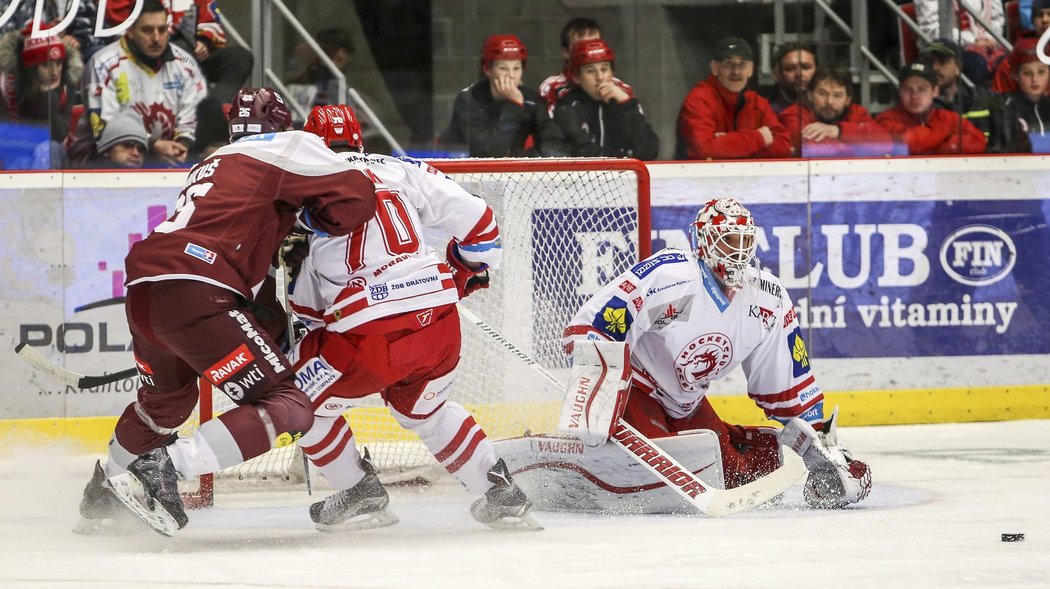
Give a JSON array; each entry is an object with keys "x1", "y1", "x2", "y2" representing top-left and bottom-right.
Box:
[
  {"x1": 107, "y1": 446, "x2": 189, "y2": 537},
  {"x1": 72, "y1": 460, "x2": 137, "y2": 535},
  {"x1": 309, "y1": 449, "x2": 399, "y2": 532},
  {"x1": 470, "y1": 459, "x2": 543, "y2": 531}
]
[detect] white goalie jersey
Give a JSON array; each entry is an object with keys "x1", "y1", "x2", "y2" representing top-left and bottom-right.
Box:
[
  {"x1": 562, "y1": 249, "x2": 824, "y2": 426},
  {"x1": 290, "y1": 153, "x2": 501, "y2": 332}
]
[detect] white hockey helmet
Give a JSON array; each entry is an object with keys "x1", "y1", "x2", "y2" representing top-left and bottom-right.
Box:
[{"x1": 690, "y1": 197, "x2": 758, "y2": 289}]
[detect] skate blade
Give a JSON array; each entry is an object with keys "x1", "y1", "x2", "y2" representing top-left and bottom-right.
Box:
[
  {"x1": 71, "y1": 512, "x2": 141, "y2": 536},
  {"x1": 482, "y1": 510, "x2": 544, "y2": 532},
  {"x1": 315, "y1": 508, "x2": 400, "y2": 533},
  {"x1": 106, "y1": 472, "x2": 183, "y2": 537}
]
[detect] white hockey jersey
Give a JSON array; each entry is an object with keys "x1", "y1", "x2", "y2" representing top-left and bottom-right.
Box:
[
  {"x1": 563, "y1": 249, "x2": 824, "y2": 426},
  {"x1": 291, "y1": 153, "x2": 501, "y2": 332},
  {"x1": 85, "y1": 37, "x2": 206, "y2": 144}
]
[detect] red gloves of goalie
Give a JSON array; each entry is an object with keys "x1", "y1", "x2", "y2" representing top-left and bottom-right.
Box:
[{"x1": 446, "y1": 241, "x2": 490, "y2": 299}]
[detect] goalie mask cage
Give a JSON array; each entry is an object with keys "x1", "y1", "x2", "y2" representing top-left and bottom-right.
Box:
[{"x1": 181, "y1": 158, "x2": 651, "y2": 508}]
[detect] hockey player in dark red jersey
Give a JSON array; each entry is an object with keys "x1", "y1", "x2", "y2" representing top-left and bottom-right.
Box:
[{"x1": 76, "y1": 88, "x2": 377, "y2": 536}]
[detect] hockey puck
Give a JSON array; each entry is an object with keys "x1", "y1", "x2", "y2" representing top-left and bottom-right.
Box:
[{"x1": 1001, "y1": 533, "x2": 1025, "y2": 542}]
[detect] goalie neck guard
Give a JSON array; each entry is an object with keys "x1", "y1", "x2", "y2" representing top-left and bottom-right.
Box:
[{"x1": 690, "y1": 197, "x2": 758, "y2": 289}]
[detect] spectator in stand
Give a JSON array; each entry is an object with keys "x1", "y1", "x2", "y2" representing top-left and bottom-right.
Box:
[
  {"x1": 921, "y1": 38, "x2": 1024, "y2": 153},
  {"x1": 779, "y1": 66, "x2": 893, "y2": 157},
  {"x1": 538, "y1": 17, "x2": 633, "y2": 115},
  {"x1": 438, "y1": 34, "x2": 564, "y2": 157},
  {"x1": 676, "y1": 36, "x2": 791, "y2": 160},
  {"x1": 915, "y1": 0, "x2": 1005, "y2": 86},
  {"x1": 876, "y1": 61, "x2": 988, "y2": 155},
  {"x1": 0, "y1": 22, "x2": 82, "y2": 169},
  {"x1": 763, "y1": 43, "x2": 816, "y2": 114},
  {"x1": 1004, "y1": 38, "x2": 1050, "y2": 152},
  {"x1": 993, "y1": 0, "x2": 1050, "y2": 93},
  {"x1": 93, "y1": 109, "x2": 148, "y2": 168},
  {"x1": 551, "y1": 39, "x2": 658, "y2": 160},
  {"x1": 104, "y1": 0, "x2": 252, "y2": 103},
  {"x1": 0, "y1": 0, "x2": 107, "y2": 64},
  {"x1": 82, "y1": 0, "x2": 207, "y2": 166},
  {"x1": 285, "y1": 27, "x2": 355, "y2": 108}
]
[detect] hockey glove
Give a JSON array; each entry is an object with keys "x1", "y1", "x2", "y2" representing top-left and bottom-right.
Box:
[
  {"x1": 778, "y1": 407, "x2": 871, "y2": 508},
  {"x1": 280, "y1": 231, "x2": 310, "y2": 282},
  {"x1": 446, "y1": 241, "x2": 490, "y2": 299}
]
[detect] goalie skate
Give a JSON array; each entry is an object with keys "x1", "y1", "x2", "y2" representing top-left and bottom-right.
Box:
[
  {"x1": 470, "y1": 459, "x2": 543, "y2": 531},
  {"x1": 309, "y1": 449, "x2": 399, "y2": 532},
  {"x1": 107, "y1": 447, "x2": 189, "y2": 537}
]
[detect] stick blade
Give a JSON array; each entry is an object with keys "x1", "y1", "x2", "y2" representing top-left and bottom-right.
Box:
[
  {"x1": 14, "y1": 342, "x2": 81, "y2": 387},
  {"x1": 703, "y1": 452, "x2": 807, "y2": 517}
]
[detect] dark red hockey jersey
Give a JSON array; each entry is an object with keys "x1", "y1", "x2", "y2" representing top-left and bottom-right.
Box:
[{"x1": 125, "y1": 131, "x2": 376, "y2": 299}]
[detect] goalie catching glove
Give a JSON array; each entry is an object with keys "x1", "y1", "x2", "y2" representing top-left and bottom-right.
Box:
[
  {"x1": 446, "y1": 241, "x2": 490, "y2": 299},
  {"x1": 778, "y1": 407, "x2": 871, "y2": 508}
]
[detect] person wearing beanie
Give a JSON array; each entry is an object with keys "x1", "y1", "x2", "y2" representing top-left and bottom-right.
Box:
[
  {"x1": 993, "y1": 0, "x2": 1050, "y2": 92},
  {"x1": 676, "y1": 36, "x2": 792, "y2": 159},
  {"x1": 921, "y1": 38, "x2": 1024, "y2": 153},
  {"x1": 875, "y1": 61, "x2": 988, "y2": 155},
  {"x1": 438, "y1": 34, "x2": 566, "y2": 157},
  {"x1": 0, "y1": 23, "x2": 83, "y2": 141},
  {"x1": 1004, "y1": 38, "x2": 1050, "y2": 152},
  {"x1": 94, "y1": 110, "x2": 148, "y2": 168}
]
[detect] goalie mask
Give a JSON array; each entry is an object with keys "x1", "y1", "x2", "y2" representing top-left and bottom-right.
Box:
[{"x1": 690, "y1": 198, "x2": 758, "y2": 289}]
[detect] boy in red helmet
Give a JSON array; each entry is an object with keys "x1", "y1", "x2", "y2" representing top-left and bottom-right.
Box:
[
  {"x1": 438, "y1": 34, "x2": 565, "y2": 157},
  {"x1": 75, "y1": 88, "x2": 377, "y2": 537},
  {"x1": 551, "y1": 38, "x2": 659, "y2": 160}
]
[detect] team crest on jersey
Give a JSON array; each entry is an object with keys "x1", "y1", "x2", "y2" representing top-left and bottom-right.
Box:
[
  {"x1": 184, "y1": 243, "x2": 217, "y2": 264},
  {"x1": 675, "y1": 333, "x2": 733, "y2": 391},
  {"x1": 787, "y1": 327, "x2": 810, "y2": 377},
  {"x1": 369, "y1": 284, "x2": 389, "y2": 301},
  {"x1": 592, "y1": 296, "x2": 632, "y2": 341}
]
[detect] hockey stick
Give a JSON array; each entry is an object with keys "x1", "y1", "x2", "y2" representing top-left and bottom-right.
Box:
[
  {"x1": 456, "y1": 305, "x2": 806, "y2": 517},
  {"x1": 14, "y1": 342, "x2": 138, "y2": 388},
  {"x1": 278, "y1": 256, "x2": 314, "y2": 496}
]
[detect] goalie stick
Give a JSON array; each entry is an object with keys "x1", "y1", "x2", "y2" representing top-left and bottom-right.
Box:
[
  {"x1": 456, "y1": 305, "x2": 806, "y2": 517},
  {"x1": 14, "y1": 342, "x2": 138, "y2": 388}
]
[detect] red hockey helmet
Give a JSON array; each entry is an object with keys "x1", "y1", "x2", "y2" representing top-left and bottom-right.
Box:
[
  {"x1": 303, "y1": 104, "x2": 364, "y2": 151},
  {"x1": 226, "y1": 87, "x2": 293, "y2": 141},
  {"x1": 569, "y1": 38, "x2": 615, "y2": 72},
  {"x1": 690, "y1": 198, "x2": 758, "y2": 289},
  {"x1": 481, "y1": 34, "x2": 527, "y2": 69}
]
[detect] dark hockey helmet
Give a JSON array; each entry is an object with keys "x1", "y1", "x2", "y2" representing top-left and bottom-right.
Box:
[
  {"x1": 569, "y1": 38, "x2": 615, "y2": 72},
  {"x1": 690, "y1": 197, "x2": 758, "y2": 289},
  {"x1": 481, "y1": 34, "x2": 527, "y2": 69},
  {"x1": 227, "y1": 87, "x2": 293, "y2": 141},
  {"x1": 303, "y1": 104, "x2": 364, "y2": 151}
]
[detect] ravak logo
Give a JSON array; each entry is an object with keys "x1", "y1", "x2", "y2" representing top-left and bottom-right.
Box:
[{"x1": 939, "y1": 225, "x2": 1016, "y2": 286}]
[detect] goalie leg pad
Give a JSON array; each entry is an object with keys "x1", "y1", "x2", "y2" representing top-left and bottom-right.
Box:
[
  {"x1": 558, "y1": 340, "x2": 631, "y2": 446},
  {"x1": 779, "y1": 407, "x2": 871, "y2": 508}
]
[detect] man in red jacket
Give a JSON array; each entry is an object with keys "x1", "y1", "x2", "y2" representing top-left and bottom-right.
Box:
[
  {"x1": 780, "y1": 66, "x2": 893, "y2": 157},
  {"x1": 876, "y1": 62, "x2": 988, "y2": 155},
  {"x1": 675, "y1": 36, "x2": 792, "y2": 159}
]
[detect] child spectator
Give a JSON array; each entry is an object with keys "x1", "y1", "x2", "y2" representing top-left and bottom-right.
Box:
[
  {"x1": 676, "y1": 36, "x2": 791, "y2": 159},
  {"x1": 538, "y1": 17, "x2": 632, "y2": 115},
  {"x1": 438, "y1": 34, "x2": 564, "y2": 157},
  {"x1": 993, "y1": 0, "x2": 1050, "y2": 93},
  {"x1": 551, "y1": 39, "x2": 658, "y2": 160},
  {"x1": 876, "y1": 61, "x2": 988, "y2": 155},
  {"x1": 764, "y1": 43, "x2": 816, "y2": 114},
  {"x1": 0, "y1": 23, "x2": 82, "y2": 169},
  {"x1": 1004, "y1": 38, "x2": 1050, "y2": 152},
  {"x1": 94, "y1": 110, "x2": 148, "y2": 168},
  {"x1": 779, "y1": 66, "x2": 893, "y2": 157}
]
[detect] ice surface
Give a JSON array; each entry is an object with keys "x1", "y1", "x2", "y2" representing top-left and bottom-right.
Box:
[{"x1": 0, "y1": 420, "x2": 1047, "y2": 588}]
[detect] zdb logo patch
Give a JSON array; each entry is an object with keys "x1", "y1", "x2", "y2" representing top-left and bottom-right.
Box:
[{"x1": 939, "y1": 225, "x2": 1016, "y2": 286}]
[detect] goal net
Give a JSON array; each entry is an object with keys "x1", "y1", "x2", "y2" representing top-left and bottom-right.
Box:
[{"x1": 182, "y1": 158, "x2": 651, "y2": 506}]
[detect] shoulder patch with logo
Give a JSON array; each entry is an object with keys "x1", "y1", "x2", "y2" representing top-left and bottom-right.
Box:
[
  {"x1": 591, "y1": 296, "x2": 633, "y2": 341},
  {"x1": 787, "y1": 327, "x2": 811, "y2": 378},
  {"x1": 630, "y1": 252, "x2": 688, "y2": 279}
]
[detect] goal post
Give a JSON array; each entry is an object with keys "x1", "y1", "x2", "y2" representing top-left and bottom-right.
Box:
[{"x1": 184, "y1": 158, "x2": 652, "y2": 503}]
